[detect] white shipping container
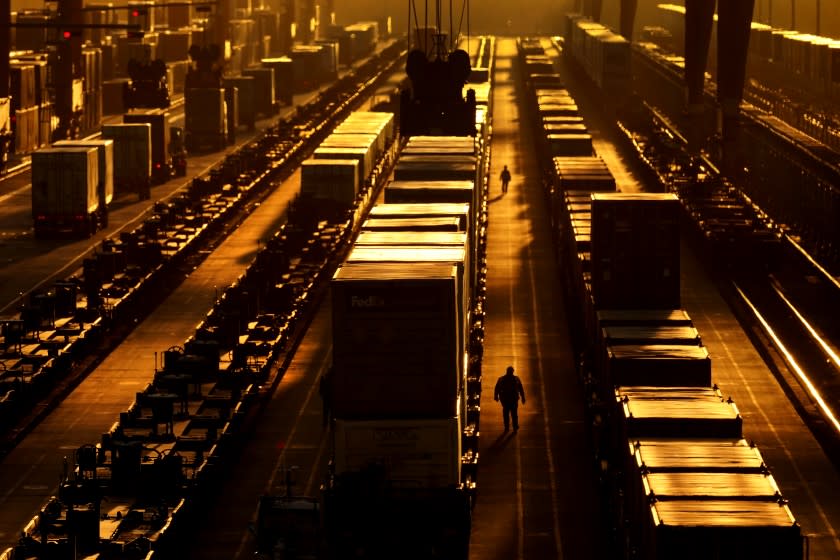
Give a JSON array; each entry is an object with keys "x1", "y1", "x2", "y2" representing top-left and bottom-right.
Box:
[
  {"x1": 101, "y1": 123, "x2": 152, "y2": 189},
  {"x1": 53, "y1": 139, "x2": 114, "y2": 205},
  {"x1": 32, "y1": 147, "x2": 100, "y2": 217},
  {"x1": 300, "y1": 158, "x2": 359, "y2": 204},
  {"x1": 334, "y1": 416, "x2": 461, "y2": 488}
]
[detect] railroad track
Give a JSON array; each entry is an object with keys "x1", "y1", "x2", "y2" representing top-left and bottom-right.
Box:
[
  {"x1": 619, "y1": 101, "x2": 840, "y2": 469},
  {"x1": 629, "y1": 43, "x2": 840, "y2": 276}
]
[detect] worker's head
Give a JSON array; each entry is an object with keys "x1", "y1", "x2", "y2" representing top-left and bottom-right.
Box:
[
  {"x1": 503, "y1": 165, "x2": 508, "y2": 169},
  {"x1": 506, "y1": 366, "x2": 514, "y2": 375}
]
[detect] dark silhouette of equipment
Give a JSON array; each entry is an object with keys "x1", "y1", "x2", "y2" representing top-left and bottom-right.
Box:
[
  {"x1": 186, "y1": 44, "x2": 224, "y2": 89},
  {"x1": 183, "y1": 44, "x2": 228, "y2": 151},
  {"x1": 399, "y1": 0, "x2": 476, "y2": 137},
  {"x1": 400, "y1": 45, "x2": 476, "y2": 137},
  {"x1": 124, "y1": 58, "x2": 171, "y2": 110}
]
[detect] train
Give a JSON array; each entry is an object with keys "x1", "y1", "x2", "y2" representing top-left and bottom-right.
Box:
[
  {"x1": 517, "y1": 32, "x2": 806, "y2": 560},
  {"x1": 0, "y1": 30, "x2": 495, "y2": 559},
  {"x1": 257, "y1": 35, "x2": 496, "y2": 559}
]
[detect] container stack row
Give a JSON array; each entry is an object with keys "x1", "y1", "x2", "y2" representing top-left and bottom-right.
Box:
[
  {"x1": 322, "y1": 51, "x2": 494, "y2": 557},
  {"x1": 518, "y1": 35, "x2": 805, "y2": 560},
  {"x1": 562, "y1": 15, "x2": 632, "y2": 95},
  {"x1": 517, "y1": 37, "x2": 594, "y2": 162},
  {"x1": 301, "y1": 111, "x2": 396, "y2": 211}
]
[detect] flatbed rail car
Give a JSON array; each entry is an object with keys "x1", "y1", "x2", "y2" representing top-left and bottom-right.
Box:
[
  {"x1": 5, "y1": 105, "x2": 400, "y2": 560},
  {"x1": 0, "y1": 40, "x2": 407, "y2": 470},
  {"x1": 517, "y1": 35, "x2": 807, "y2": 560}
]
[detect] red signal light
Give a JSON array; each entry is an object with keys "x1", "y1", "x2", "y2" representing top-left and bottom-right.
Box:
[
  {"x1": 132, "y1": 9, "x2": 140, "y2": 17},
  {"x1": 63, "y1": 30, "x2": 72, "y2": 39}
]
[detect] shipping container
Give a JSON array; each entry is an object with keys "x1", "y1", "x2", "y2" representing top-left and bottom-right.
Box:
[
  {"x1": 361, "y1": 216, "x2": 463, "y2": 232},
  {"x1": 601, "y1": 325, "x2": 701, "y2": 346},
  {"x1": 156, "y1": 31, "x2": 191, "y2": 62},
  {"x1": 260, "y1": 57, "x2": 294, "y2": 105},
  {"x1": 343, "y1": 246, "x2": 469, "y2": 386},
  {"x1": 223, "y1": 76, "x2": 256, "y2": 129},
  {"x1": 331, "y1": 262, "x2": 462, "y2": 418},
  {"x1": 643, "y1": 500, "x2": 802, "y2": 560},
  {"x1": 241, "y1": 67, "x2": 276, "y2": 116},
  {"x1": 183, "y1": 87, "x2": 227, "y2": 151},
  {"x1": 394, "y1": 155, "x2": 477, "y2": 182},
  {"x1": 31, "y1": 147, "x2": 104, "y2": 237},
  {"x1": 591, "y1": 193, "x2": 681, "y2": 309},
  {"x1": 596, "y1": 309, "x2": 693, "y2": 327},
  {"x1": 313, "y1": 146, "x2": 373, "y2": 187},
  {"x1": 607, "y1": 345, "x2": 711, "y2": 387},
  {"x1": 355, "y1": 231, "x2": 467, "y2": 247},
  {"x1": 53, "y1": 139, "x2": 115, "y2": 208},
  {"x1": 615, "y1": 386, "x2": 742, "y2": 439},
  {"x1": 103, "y1": 79, "x2": 129, "y2": 115},
  {"x1": 384, "y1": 180, "x2": 475, "y2": 205},
  {"x1": 101, "y1": 123, "x2": 152, "y2": 199},
  {"x1": 300, "y1": 159, "x2": 359, "y2": 205},
  {"x1": 123, "y1": 111, "x2": 172, "y2": 183},
  {"x1": 628, "y1": 438, "x2": 768, "y2": 475},
  {"x1": 334, "y1": 416, "x2": 461, "y2": 487},
  {"x1": 13, "y1": 105, "x2": 39, "y2": 154},
  {"x1": 10, "y1": 64, "x2": 36, "y2": 110},
  {"x1": 553, "y1": 156, "x2": 616, "y2": 192},
  {"x1": 368, "y1": 203, "x2": 470, "y2": 232}
]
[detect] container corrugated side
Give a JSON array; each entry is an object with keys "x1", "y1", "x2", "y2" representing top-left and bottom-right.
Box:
[
  {"x1": 31, "y1": 147, "x2": 99, "y2": 216},
  {"x1": 332, "y1": 261, "x2": 463, "y2": 418},
  {"x1": 300, "y1": 158, "x2": 359, "y2": 204},
  {"x1": 101, "y1": 123, "x2": 152, "y2": 183},
  {"x1": 334, "y1": 416, "x2": 461, "y2": 488},
  {"x1": 53, "y1": 139, "x2": 114, "y2": 205}
]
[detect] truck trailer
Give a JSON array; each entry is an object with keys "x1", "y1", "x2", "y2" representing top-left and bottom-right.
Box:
[{"x1": 31, "y1": 146, "x2": 104, "y2": 238}]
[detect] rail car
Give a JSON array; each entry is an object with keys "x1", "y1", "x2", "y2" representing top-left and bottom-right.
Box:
[
  {"x1": 517, "y1": 35, "x2": 806, "y2": 560},
  {"x1": 274, "y1": 35, "x2": 496, "y2": 560}
]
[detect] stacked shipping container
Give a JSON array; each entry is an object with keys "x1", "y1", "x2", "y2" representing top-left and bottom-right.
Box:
[{"x1": 518, "y1": 36, "x2": 804, "y2": 559}]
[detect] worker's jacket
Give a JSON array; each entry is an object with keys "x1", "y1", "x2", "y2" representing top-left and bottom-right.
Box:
[{"x1": 494, "y1": 374, "x2": 525, "y2": 406}]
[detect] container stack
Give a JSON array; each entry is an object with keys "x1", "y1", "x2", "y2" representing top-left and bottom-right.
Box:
[
  {"x1": 241, "y1": 67, "x2": 276, "y2": 117},
  {"x1": 523, "y1": 34, "x2": 805, "y2": 560},
  {"x1": 82, "y1": 47, "x2": 104, "y2": 133},
  {"x1": 10, "y1": 63, "x2": 38, "y2": 154},
  {"x1": 31, "y1": 146, "x2": 102, "y2": 237},
  {"x1": 101, "y1": 123, "x2": 152, "y2": 199},
  {"x1": 311, "y1": 112, "x2": 394, "y2": 189},
  {"x1": 260, "y1": 58, "x2": 294, "y2": 105},
  {"x1": 590, "y1": 193, "x2": 680, "y2": 310},
  {"x1": 223, "y1": 76, "x2": 257, "y2": 130}
]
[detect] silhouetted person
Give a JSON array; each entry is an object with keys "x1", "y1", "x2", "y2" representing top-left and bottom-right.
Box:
[
  {"x1": 500, "y1": 165, "x2": 512, "y2": 194},
  {"x1": 494, "y1": 365, "x2": 525, "y2": 432}
]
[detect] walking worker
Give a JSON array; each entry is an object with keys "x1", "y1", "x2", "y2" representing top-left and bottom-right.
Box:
[
  {"x1": 500, "y1": 165, "x2": 512, "y2": 194},
  {"x1": 494, "y1": 365, "x2": 526, "y2": 432}
]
